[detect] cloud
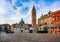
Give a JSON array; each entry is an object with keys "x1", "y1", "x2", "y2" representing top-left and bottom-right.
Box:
[
  {"x1": 0, "y1": 18, "x2": 6, "y2": 24},
  {"x1": 0, "y1": 7, "x2": 7, "y2": 15},
  {"x1": 0, "y1": 0, "x2": 60, "y2": 24}
]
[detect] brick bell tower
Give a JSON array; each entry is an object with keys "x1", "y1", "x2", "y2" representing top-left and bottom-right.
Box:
[{"x1": 32, "y1": 5, "x2": 36, "y2": 27}]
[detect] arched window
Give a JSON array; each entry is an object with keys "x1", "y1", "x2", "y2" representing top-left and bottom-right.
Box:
[
  {"x1": 57, "y1": 16, "x2": 60, "y2": 20},
  {"x1": 25, "y1": 28, "x2": 27, "y2": 30},
  {"x1": 45, "y1": 23, "x2": 47, "y2": 25}
]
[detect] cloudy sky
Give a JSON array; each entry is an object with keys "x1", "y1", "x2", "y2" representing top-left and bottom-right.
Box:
[{"x1": 0, "y1": 0, "x2": 60, "y2": 24}]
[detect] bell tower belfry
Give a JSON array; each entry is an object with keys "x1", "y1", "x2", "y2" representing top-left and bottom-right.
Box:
[{"x1": 32, "y1": 5, "x2": 36, "y2": 27}]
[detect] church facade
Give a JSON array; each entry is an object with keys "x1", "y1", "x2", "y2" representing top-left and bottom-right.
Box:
[{"x1": 12, "y1": 18, "x2": 29, "y2": 33}]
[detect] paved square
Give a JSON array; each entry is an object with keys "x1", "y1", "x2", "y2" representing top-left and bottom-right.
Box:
[{"x1": 0, "y1": 32, "x2": 60, "y2": 42}]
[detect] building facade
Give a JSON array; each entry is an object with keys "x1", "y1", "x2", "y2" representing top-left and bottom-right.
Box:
[
  {"x1": 12, "y1": 18, "x2": 34, "y2": 33},
  {"x1": 38, "y1": 10, "x2": 60, "y2": 34},
  {"x1": 0, "y1": 24, "x2": 12, "y2": 33},
  {"x1": 38, "y1": 11, "x2": 53, "y2": 33},
  {"x1": 12, "y1": 18, "x2": 29, "y2": 33},
  {"x1": 52, "y1": 10, "x2": 60, "y2": 34}
]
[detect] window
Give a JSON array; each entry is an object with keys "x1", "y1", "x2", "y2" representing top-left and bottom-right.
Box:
[
  {"x1": 57, "y1": 16, "x2": 60, "y2": 20},
  {"x1": 40, "y1": 28, "x2": 41, "y2": 30},
  {"x1": 53, "y1": 28, "x2": 54, "y2": 29},
  {"x1": 21, "y1": 30, "x2": 23, "y2": 32},
  {"x1": 59, "y1": 27, "x2": 60, "y2": 29},
  {"x1": 40, "y1": 24, "x2": 41, "y2": 26},
  {"x1": 59, "y1": 31, "x2": 60, "y2": 32},
  {"x1": 45, "y1": 23, "x2": 47, "y2": 25},
  {"x1": 55, "y1": 28, "x2": 57, "y2": 29},
  {"x1": 55, "y1": 31, "x2": 57, "y2": 34},
  {"x1": 50, "y1": 27, "x2": 52, "y2": 29},
  {"x1": 53, "y1": 18, "x2": 54, "y2": 20},
  {"x1": 21, "y1": 24, "x2": 23, "y2": 26},
  {"x1": 48, "y1": 27, "x2": 49, "y2": 29},
  {"x1": 42, "y1": 23, "x2": 44, "y2": 25},
  {"x1": 28, "y1": 28, "x2": 30, "y2": 30},
  {"x1": 25, "y1": 28, "x2": 27, "y2": 30},
  {"x1": 53, "y1": 14, "x2": 54, "y2": 16}
]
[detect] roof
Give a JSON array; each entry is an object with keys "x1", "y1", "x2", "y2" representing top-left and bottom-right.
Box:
[
  {"x1": 53, "y1": 10, "x2": 60, "y2": 14},
  {"x1": 12, "y1": 24, "x2": 16, "y2": 28},
  {"x1": 32, "y1": 5, "x2": 36, "y2": 10},
  {"x1": 39, "y1": 14, "x2": 52, "y2": 20},
  {"x1": 19, "y1": 18, "x2": 25, "y2": 24},
  {"x1": 1, "y1": 24, "x2": 10, "y2": 26},
  {"x1": 28, "y1": 24, "x2": 32, "y2": 27}
]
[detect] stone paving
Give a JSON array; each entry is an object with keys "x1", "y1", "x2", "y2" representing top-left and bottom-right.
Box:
[{"x1": 0, "y1": 32, "x2": 60, "y2": 42}]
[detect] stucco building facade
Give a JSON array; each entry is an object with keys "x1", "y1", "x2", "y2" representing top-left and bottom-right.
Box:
[
  {"x1": 38, "y1": 11, "x2": 53, "y2": 33},
  {"x1": 52, "y1": 10, "x2": 60, "y2": 34}
]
